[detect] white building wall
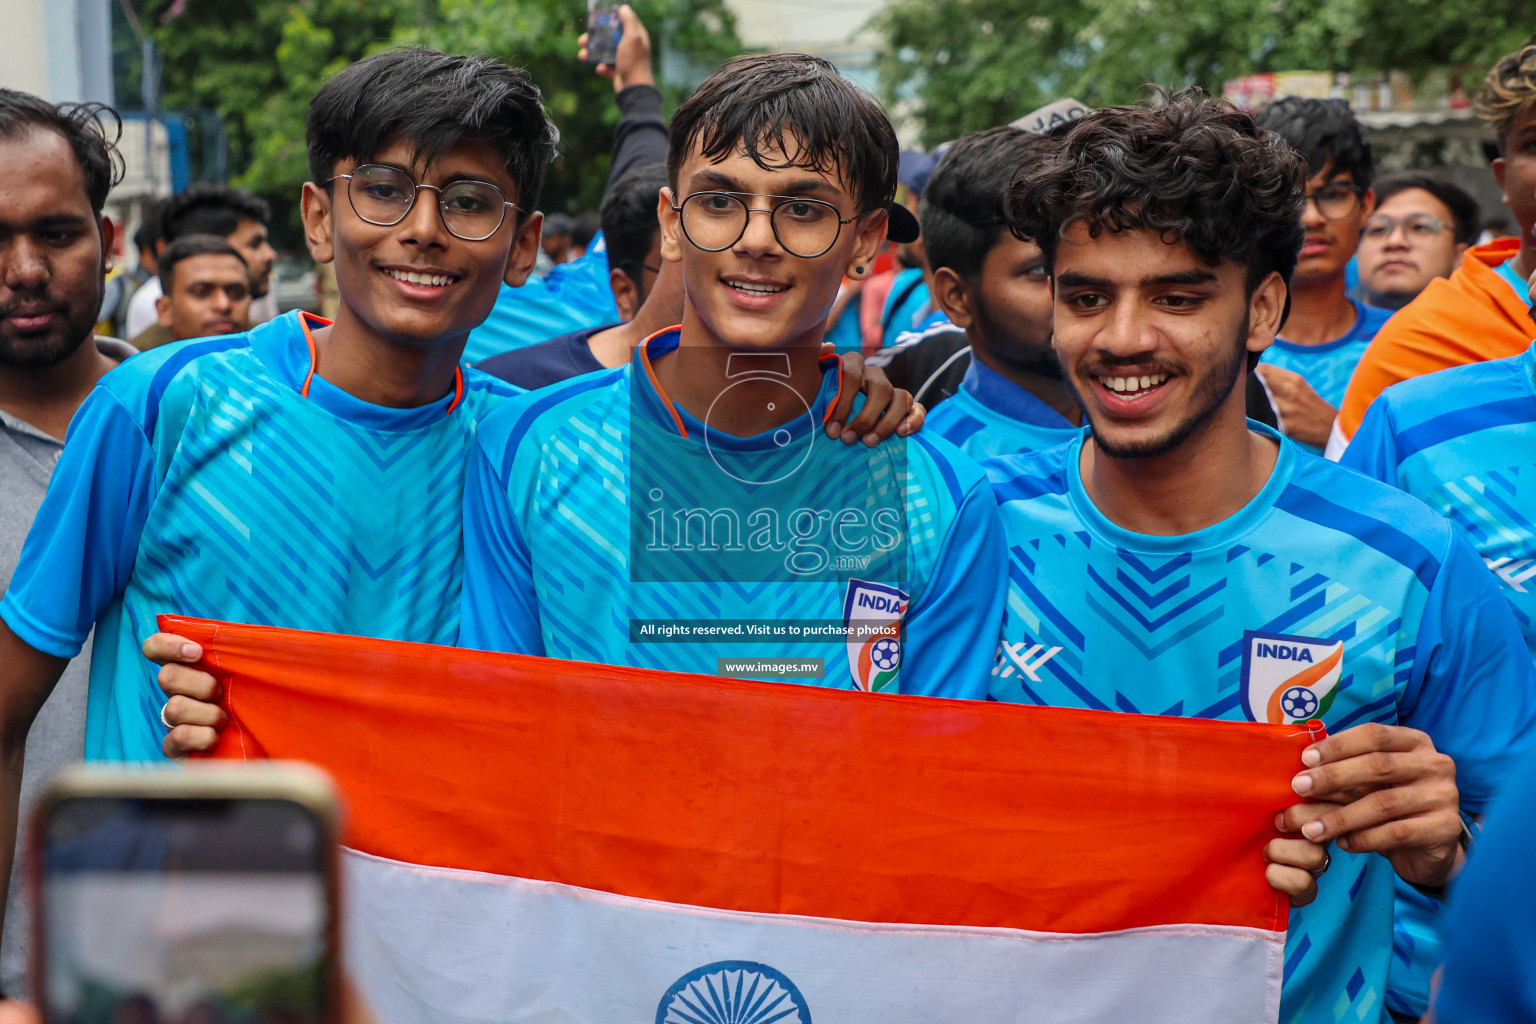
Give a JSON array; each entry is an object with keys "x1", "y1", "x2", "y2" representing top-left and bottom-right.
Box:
[{"x1": 0, "y1": 0, "x2": 114, "y2": 105}]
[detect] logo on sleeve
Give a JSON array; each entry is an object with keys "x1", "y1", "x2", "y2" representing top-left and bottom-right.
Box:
[
  {"x1": 843, "y1": 580, "x2": 908, "y2": 692},
  {"x1": 1240, "y1": 630, "x2": 1345, "y2": 725},
  {"x1": 991, "y1": 640, "x2": 1063, "y2": 682}
]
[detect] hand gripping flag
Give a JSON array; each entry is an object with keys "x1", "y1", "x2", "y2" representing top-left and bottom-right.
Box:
[{"x1": 163, "y1": 615, "x2": 1314, "y2": 1024}]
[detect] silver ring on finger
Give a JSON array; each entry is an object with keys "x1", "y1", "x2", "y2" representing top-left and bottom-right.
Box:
[
  {"x1": 1310, "y1": 852, "x2": 1331, "y2": 878},
  {"x1": 160, "y1": 701, "x2": 175, "y2": 731}
]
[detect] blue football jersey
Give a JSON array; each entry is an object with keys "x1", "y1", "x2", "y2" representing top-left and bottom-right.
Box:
[
  {"x1": 1342, "y1": 340, "x2": 1536, "y2": 660},
  {"x1": 0, "y1": 311, "x2": 519, "y2": 762},
  {"x1": 1436, "y1": 742, "x2": 1536, "y2": 1023},
  {"x1": 459, "y1": 328, "x2": 1007, "y2": 696},
  {"x1": 1493, "y1": 256, "x2": 1530, "y2": 306},
  {"x1": 925, "y1": 357, "x2": 1081, "y2": 460},
  {"x1": 983, "y1": 426, "x2": 1536, "y2": 1024},
  {"x1": 1340, "y1": 339, "x2": 1536, "y2": 1012},
  {"x1": 462, "y1": 250, "x2": 619, "y2": 364},
  {"x1": 1264, "y1": 299, "x2": 1394, "y2": 451}
]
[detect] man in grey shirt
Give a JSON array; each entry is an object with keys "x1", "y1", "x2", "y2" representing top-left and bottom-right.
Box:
[{"x1": 0, "y1": 88, "x2": 133, "y2": 997}]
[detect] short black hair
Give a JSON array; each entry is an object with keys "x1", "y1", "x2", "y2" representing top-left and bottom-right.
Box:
[
  {"x1": 922, "y1": 127, "x2": 1054, "y2": 282},
  {"x1": 602, "y1": 163, "x2": 668, "y2": 286},
  {"x1": 160, "y1": 183, "x2": 271, "y2": 242},
  {"x1": 1255, "y1": 96, "x2": 1374, "y2": 188},
  {"x1": 0, "y1": 89, "x2": 123, "y2": 215},
  {"x1": 667, "y1": 53, "x2": 898, "y2": 215},
  {"x1": 158, "y1": 234, "x2": 248, "y2": 294},
  {"x1": 1372, "y1": 172, "x2": 1481, "y2": 246},
  {"x1": 1007, "y1": 88, "x2": 1306, "y2": 355},
  {"x1": 307, "y1": 47, "x2": 559, "y2": 216}
]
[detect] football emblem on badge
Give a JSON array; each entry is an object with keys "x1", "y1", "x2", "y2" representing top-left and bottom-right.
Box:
[
  {"x1": 870, "y1": 637, "x2": 901, "y2": 672},
  {"x1": 1240, "y1": 630, "x2": 1345, "y2": 724},
  {"x1": 1279, "y1": 686, "x2": 1319, "y2": 719}
]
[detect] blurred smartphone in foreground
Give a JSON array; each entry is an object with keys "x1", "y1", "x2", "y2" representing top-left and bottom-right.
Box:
[
  {"x1": 29, "y1": 764, "x2": 340, "y2": 1024},
  {"x1": 585, "y1": 0, "x2": 623, "y2": 65}
]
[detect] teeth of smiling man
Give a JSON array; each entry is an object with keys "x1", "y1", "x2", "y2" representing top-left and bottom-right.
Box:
[
  {"x1": 727, "y1": 280, "x2": 787, "y2": 295},
  {"x1": 386, "y1": 268, "x2": 455, "y2": 287},
  {"x1": 1104, "y1": 374, "x2": 1170, "y2": 393}
]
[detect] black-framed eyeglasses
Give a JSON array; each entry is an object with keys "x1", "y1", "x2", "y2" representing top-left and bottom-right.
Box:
[
  {"x1": 325, "y1": 163, "x2": 518, "y2": 242},
  {"x1": 1362, "y1": 213, "x2": 1449, "y2": 242},
  {"x1": 1302, "y1": 183, "x2": 1367, "y2": 221},
  {"x1": 672, "y1": 191, "x2": 856, "y2": 259}
]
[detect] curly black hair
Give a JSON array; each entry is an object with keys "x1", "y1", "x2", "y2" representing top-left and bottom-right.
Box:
[{"x1": 1006, "y1": 88, "x2": 1306, "y2": 311}]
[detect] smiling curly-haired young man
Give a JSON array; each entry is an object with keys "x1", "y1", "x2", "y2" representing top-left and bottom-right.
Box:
[{"x1": 985, "y1": 87, "x2": 1536, "y2": 1024}]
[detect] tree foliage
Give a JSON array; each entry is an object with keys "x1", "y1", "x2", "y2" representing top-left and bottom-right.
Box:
[
  {"x1": 117, "y1": 0, "x2": 739, "y2": 241},
  {"x1": 870, "y1": 0, "x2": 1535, "y2": 148}
]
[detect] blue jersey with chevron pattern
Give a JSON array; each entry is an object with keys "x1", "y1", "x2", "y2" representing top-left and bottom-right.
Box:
[
  {"x1": 926, "y1": 356, "x2": 1081, "y2": 460},
  {"x1": 459, "y1": 328, "x2": 1007, "y2": 695},
  {"x1": 983, "y1": 426, "x2": 1536, "y2": 1024},
  {"x1": 1340, "y1": 339, "x2": 1536, "y2": 1014},
  {"x1": 0, "y1": 311, "x2": 518, "y2": 762}
]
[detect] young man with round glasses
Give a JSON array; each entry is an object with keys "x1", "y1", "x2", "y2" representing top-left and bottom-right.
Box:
[
  {"x1": 0, "y1": 48, "x2": 555, "y2": 780},
  {"x1": 453, "y1": 53, "x2": 1008, "y2": 695},
  {"x1": 1356, "y1": 173, "x2": 1480, "y2": 311},
  {"x1": 1251, "y1": 97, "x2": 1391, "y2": 452}
]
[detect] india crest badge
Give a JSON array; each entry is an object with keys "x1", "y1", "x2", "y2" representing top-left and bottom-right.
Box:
[
  {"x1": 842, "y1": 580, "x2": 909, "y2": 692},
  {"x1": 1239, "y1": 629, "x2": 1345, "y2": 725}
]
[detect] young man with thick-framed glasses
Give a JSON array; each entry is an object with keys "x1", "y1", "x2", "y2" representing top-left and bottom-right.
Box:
[
  {"x1": 1251, "y1": 97, "x2": 1390, "y2": 452},
  {"x1": 0, "y1": 49, "x2": 554, "y2": 780},
  {"x1": 453, "y1": 53, "x2": 1007, "y2": 695}
]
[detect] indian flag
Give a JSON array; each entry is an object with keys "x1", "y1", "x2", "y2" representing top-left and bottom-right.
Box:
[{"x1": 165, "y1": 615, "x2": 1309, "y2": 1024}]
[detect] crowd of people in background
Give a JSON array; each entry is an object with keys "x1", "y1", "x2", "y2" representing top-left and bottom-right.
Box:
[{"x1": 3, "y1": 10, "x2": 1536, "y2": 1024}]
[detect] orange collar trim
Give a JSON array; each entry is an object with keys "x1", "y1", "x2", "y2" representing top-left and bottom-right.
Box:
[
  {"x1": 298, "y1": 311, "x2": 465, "y2": 415},
  {"x1": 637, "y1": 326, "x2": 690, "y2": 438},
  {"x1": 819, "y1": 350, "x2": 842, "y2": 427},
  {"x1": 638, "y1": 327, "x2": 845, "y2": 438}
]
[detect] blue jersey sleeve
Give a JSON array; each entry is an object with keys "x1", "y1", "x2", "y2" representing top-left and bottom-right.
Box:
[
  {"x1": 900, "y1": 479, "x2": 1007, "y2": 700},
  {"x1": 1336, "y1": 393, "x2": 1401, "y2": 484},
  {"x1": 458, "y1": 436, "x2": 546, "y2": 656},
  {"x1": 1402, "y1": 529, "x2": 1536, "y2": 810},
  {"x1": 1435, "y1": 743, "x2": 1536, "y2": 1023},
  {"x1": 0, "y1": 388, "x2": 155, "y2": 658}
]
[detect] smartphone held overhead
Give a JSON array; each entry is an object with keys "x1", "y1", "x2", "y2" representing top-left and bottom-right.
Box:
[
  {"x1": 585, "y1": 0, "x2": 624, "y2": 65},
  {"x1": 28, "y1": 764, "x2": 341, "y2": 1024}
]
